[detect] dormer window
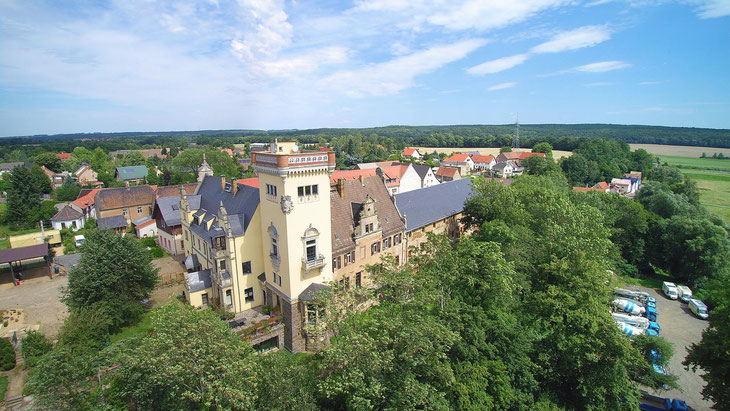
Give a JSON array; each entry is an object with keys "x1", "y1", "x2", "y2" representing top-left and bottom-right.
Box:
[{"x1": 364, "y1": 223, "x2": 374, "y2": 233}]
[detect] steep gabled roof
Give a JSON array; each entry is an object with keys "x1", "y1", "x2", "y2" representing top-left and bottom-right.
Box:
[
  {"x1": 73, "y1": 188, "x2": 100, "y2": 209},
  {"x1": 443, "y1": 153, "x2": 472, "y2": 163},
  {"x1": 471, "y1": 154, "x2": 494, "y2": 163},
  {"x1": 187, "y1": 175, "x2": 260, "y2": 239},
  {"x1": 410, "y1": 163, "x2": 433, "y2": 180},
  {"x1": 394, "y1": 178, "x2": 475, "y2": 232},
  {"x1": 155, "y1": 195, "x2": 183, "y2": 226},
  {"x1": 330, "y1": 175, "x2": 405, "y2": 254},
  {"x1": 402, "y1": 147, "x2": 418, "y2": 156},
  {"x1": 435, "y1": 166, "x2": 458, "y2": 177}
]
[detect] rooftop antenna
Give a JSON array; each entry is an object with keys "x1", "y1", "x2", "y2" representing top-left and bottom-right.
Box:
[{"x1": 512, "y1": 114, "x2": 520, "y2": 149}]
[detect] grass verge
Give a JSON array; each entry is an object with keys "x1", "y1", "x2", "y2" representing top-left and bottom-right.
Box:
[
  {"x1": 0, "y1": 375, "x2": 8, "y2": 402},
  {"x1": 110, "y1": 310, "x2": 154, "y2": 343}
]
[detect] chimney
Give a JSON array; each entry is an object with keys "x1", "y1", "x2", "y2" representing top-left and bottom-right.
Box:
[
  {"x1": 337, "y1": 178, "x2": 345, "y2": 198},
  {"x1": 232, "y1": 179, "x2": 238, "y2": 195},
  {"x1": 221, "y1": 177, "x2": 226, "y2": 190}
]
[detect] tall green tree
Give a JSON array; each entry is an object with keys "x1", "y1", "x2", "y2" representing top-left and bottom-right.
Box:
[
  {"x1": 30, "y1": 164, "x2": 52, "y2": 195},
  {"x1": 34, "y1": 152, "x2": 63, "y2": 173},
  {"x1": 63, "y1": 229, "x2": 158, "y2": 329},
  {"x1": 6, "y1": 165, "x2": 41, "y2": 229},
  {"x1": 112, "y1": 303, "x2": 259, "y2": 409}
]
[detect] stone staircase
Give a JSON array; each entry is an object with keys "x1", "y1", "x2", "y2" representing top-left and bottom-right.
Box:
[{"x1": 4, "y1": 395, "x2": 25, "y2": 409}]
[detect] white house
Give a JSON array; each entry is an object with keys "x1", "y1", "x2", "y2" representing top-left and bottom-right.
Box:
[
  {"x1": 441, "y1": 153, "x2": 474, "y2": 174},
  {"x1": 492, "y1": 161, "x2": 518, "y2": 178},
  {"x1": 133, "y1": 216, "x2": 158, "y2": 238},
  {"x1": 402, "y1": 147, "x2": 422, "y2": 160},
  {"x1": 51, "y1": 204, "x2": 85, "y2": 231},
  {"x1": 471, "y1": 155, "x2": 496, "y2": 171},
  {"x1": 397, "y1": 164, "x2": 425, "y2": 193},
  {"x1": 411, "y1": 164, "x2": 439, "y2": 188}
]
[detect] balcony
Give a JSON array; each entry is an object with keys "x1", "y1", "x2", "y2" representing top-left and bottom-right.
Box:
[
  {"x1": 213, "y1": 270, "x2": 232, "y2": 288},
  {"x1": 302, "y1": 254, "x2": 326, "y2": 273},
  {"x1": 213, "y1": 247, "x2": 229, "y2": 259}
]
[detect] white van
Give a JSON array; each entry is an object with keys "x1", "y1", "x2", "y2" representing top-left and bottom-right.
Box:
[
  {"x1": 676, "y1": 285, "x2": 693, "y2": 303},
  {"x1": 688, "y1": 299, "x2": 709, "y2": 320},
  {"x1": 74, "y1": 235, "x2": 86, "y2": 247},
  {"x1": 662, "y1": 281, "x2": 678, "y2": 300}
]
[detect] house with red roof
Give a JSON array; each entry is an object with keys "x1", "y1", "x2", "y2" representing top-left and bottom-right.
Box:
[
  {"x1": 330, "y1": 169, "x2": 378, "y2": 184},
  {"x1": 435, "y1": 166, "x2": 461, "y2": 182},
  {"x1": 441, "y1": 153, "x2": 474, "y2": 175},
  {"x1": 72, "y1": 188, "x2": 101, "y2": 221},
  {"x1": 56, "y1": 153, "x2": 72, "y2": 162},
  {"x1": 401, "y1": 147, "x2": 422, "y2": 160},
  {"x1": 471, "y1": 154, "x2": 496, "y2": 171}
]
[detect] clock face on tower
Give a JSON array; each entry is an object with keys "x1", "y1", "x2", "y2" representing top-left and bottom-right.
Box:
[{"x1": 280, "y1": 195, "x2": 294, "y2": 214}]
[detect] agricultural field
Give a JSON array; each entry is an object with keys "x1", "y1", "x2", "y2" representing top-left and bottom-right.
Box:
[
  {"x1": 656, "y1": 155, "x2": 730, "y2": 171},
  {"x1": 680, "y1": 169, "x2": 730, "y2": 223},
  {"x1": 630, "y1": 143, "x2": 730, "y2": 157},
  {"x1": 414, "y1": 147, "x2": 573, "y2": 159}
]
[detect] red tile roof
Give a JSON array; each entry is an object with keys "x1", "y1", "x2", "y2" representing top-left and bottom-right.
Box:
[
  {"x1": 155, "y1": 183, "x2": 198, "y2": 198},
  {"x1": 135, "y1": 218, "x2": 156, "y2": 229},
  {"x1": 220, "y1": 148, "x2": 233, "y2": 156},
  {"x1": 471, "y1": 154, "x2": 494, "y2": 163},
  {"x1": 330, "y1": 169, "x2": 378, "y2": 184},
  {"x1": 237, "y1": 178, "x2": 260, "y2": 188},
  {"x1": 436, "y1": 166, "x2": 459, "y2": 177},
  {"x1": 596, "y1": 181, "x2": 610, "y2": 190},
  {"x1": 518, "y1": 152, "x2": 546, "y2": 160},
  {"x1": 73, "y1": 188, "x2": 101, "y2": 209},
  {"x1": 381, "y1": 165, "x2": 409, "y2": 187},
  {"x1": 443, "y1": 153, "x2": 471, "y2": 162},
  {"x1": 402, "y1": 147, "x2": 417, "y2": 156},
  {"x1": 56, "y1": 153, "x2": 72, "y2": 161}
]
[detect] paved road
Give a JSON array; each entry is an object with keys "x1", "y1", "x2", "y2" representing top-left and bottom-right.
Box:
[{"x1": 636, "y1": 286, "x2": 713, "y2": 410}]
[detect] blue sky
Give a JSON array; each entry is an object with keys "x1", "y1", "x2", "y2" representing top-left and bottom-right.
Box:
[{"x1": 1, "y1": 0, "x2": 729, "y2": 136}]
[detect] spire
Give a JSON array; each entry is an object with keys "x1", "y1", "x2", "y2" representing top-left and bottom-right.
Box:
[{"x1": 198, "y1": 152, "x2": 213, "y2": 182}]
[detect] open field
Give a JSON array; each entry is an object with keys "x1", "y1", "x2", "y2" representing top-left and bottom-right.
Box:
[
  {"x1": 630, "y1": 143, "x2": 730, "y2": 157},
  {"x1": 414, "y1": 147, "x2": 573, "y2": 159},
  {"x1": 681, "y1": 168, "x2": 730, "y2": 223},
  {"x1": 657, "y1": 155, "x2": 730, "y2": 171}
]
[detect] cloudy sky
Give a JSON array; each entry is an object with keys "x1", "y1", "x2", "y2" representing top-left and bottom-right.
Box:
[{"x1": 1, "y1": 0, "x2": 729, "y2": 136}]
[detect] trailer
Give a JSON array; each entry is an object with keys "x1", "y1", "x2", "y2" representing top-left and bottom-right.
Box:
[
  {"x1": 613, "y1": 312, "x2": 650, "y2": 329},
  {"x1": 616, "y1": 321, "x2": 645, "y2": 336},
  {"x1": 639, "y1": 391, "x2": 688, "y2": 411}
]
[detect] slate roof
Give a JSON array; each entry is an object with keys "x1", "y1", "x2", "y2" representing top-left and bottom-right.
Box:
[
  {"x1": 184, "y1": 254, "x2": 200, "y2": 271},
  {"x1": 95, "y1": 185, "x2": 155, "y2": 211},
  {"x1": 299, "y1": 283, "x2": 329, "y2": 302},
  {"x1": 155, "y1": 183, "x2": 197, "y2": 198},
  {"x1": 132, "y1": 215, "x2": 153, "y2": 226},
  {"x1": 410, "y1": 163, "x2": 433, "y2": 180},
  {"x1": 115, "y1": 165, "x2": 148, "y2": 180},
  {"x1": 155, "y1": 195, "x2": 183, "y2": 227},
  {"x1": 51, "y1": 204, "x2": 83, "y2": 222},
  {"x1": 394, "y1": 178, "x2": 475, "y2": 232},
  {"x1": 0, "y1": 162, "x2": 32, "y2": 172},
  {"x1": 330, "y1": 175, "x2": 405, "y2": 254},
  {"x1": 187, "y1": 269, "x2": 212, "y2": 293},
  {"x1": 97, "y1": 215, "x2": 127, "y2": 230},
  {"x1": 187, "y1": 175, "x2": 260, "y2": 241}
]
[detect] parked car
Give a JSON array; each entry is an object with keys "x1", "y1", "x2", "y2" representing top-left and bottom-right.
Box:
[
  {"x1": 688, "y1": 299, "x2": 709, "y2": 320},
  {"x1": 661, "y1": 282, "x2": 678, "y2": 300},
  {"x1": 74, "y1": 235, "x2": 86, "y2": 247},
  {"x1": 676, "y1": 285, "x2": 692, "y2": 303}
]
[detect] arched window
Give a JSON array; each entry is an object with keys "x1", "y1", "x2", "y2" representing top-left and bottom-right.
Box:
[{"x1": 302, "y1": 226, "x2": 320, "y2": 262}]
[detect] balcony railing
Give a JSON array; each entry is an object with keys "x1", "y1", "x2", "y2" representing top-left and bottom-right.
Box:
[
  {"x1": 302, "y1": 254, "x2": 325, "y2": 272},
  {"x1": 213, "y1": 247, "x2": 228, "y2": 259},
  {"x1": 213, "y1": 270, "x2": 232, "y2": 288}
]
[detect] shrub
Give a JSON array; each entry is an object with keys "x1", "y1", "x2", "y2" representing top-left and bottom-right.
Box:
[
  {"x1": 0, "y1": 338, "x2": 16, "y2": 371},
  {"x1": 149, "y1": 247, "x2": 165, "y2": 258},
  {"x1": 22, "y1": 330, "x2": 53, "y2": 367},
  {"x1": 140, "y1": 237, "x2": 156, "y2": 248}
]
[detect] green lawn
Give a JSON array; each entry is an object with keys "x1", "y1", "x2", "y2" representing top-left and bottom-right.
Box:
[
  {"x1": 0, "y1": 375, "x2": 8, "y2": 402},
  {"x1": 110, "y1": 310, "x2": 155, "y2": 343},
  {"x1": 658, "y1": 155, "x2": 730, "y2": 171}
]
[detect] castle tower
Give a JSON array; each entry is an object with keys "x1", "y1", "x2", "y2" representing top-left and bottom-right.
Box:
[
  {"x1": 198, "y1": 153, "x2": 213, "y2": 182},
  {"x1": 252, "y1": 141, "x2": 336, "y2": 352}
]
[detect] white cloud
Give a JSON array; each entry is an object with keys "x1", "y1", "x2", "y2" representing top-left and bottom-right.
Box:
[
  {"x1": 321, "y1": 39, "x2": 487, "y2": 97},
  {"x1": 574, "y1": 60, "x2": 631, "y2": 72},
  {"x1": 230, "y1": 0, "x2": 293, "y2": 61},
  {"x1": 256, "y1": 47, "x2": 349, "y2": 78},
  {"x1": 638, "y1": 80, "x2": 663, "y2": 85},
  {"x1": 530, "y1": 25, "x2": 611, "y2": 53},
  {"x1": 693, "y1": 0, "x2": 730, "y2": 18},
  {"x1": 468, "y1": 53, "x2": 530, "y2": 75},
  {"x1": 488, "y1": 81, "x2": 517, "y2": 90},
  {"x1": 585, "y1": 81, "x2": 613, "y2": 86}
]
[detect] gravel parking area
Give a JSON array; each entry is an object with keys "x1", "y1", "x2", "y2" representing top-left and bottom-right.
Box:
[
  {"x1": 635, "y1": 286, "x2": 713, "y2": 410},
  {"x1": 0, "y1": 275, "x2": 68, "y2": 338}
]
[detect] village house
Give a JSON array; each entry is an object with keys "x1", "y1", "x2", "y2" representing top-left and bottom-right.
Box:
[
  {"x1": 401, "y1": 147, "x2": 422, "y2": 160},
  {"x1": 115, "y1": 165, "x2": 148, "y2": 185},
  {"x1": 573, "y1": 181, "x2": 611, "y2": 193},
  {"x1": 94, "y1": 185, "x2": 155, "y2": 224},
  {"x1": 394, "y1": 178, "x2": 475, "y2": 260},
  {"x1": 330, "y1": 176, "x2": 406, "y2": 289},
  {"x1": 495, "y1": 151, "x2": 545, "y2": 166},
  {"x1": 97, "y1": 215, "x2": 127, "y2": 233},
  {"x1": 435, "y1": 166, "x2": 461, "y2": 182},
  {"x1": 471, "y1": 154, "x2": 496, "y2": 171},
  {"x1": 492, "y1": 161, "x2": 523, "y2": 178},
  {"x1": 72, "y1": 188, "x2": 100, "y2": 220},
  {"x1": 610, "y1": 178, "x2": 639, "y2": 195},
  {"x1": 352, "y1": 162, "x2": 439, "y2": 194},
  {"x1": 74, "y1": 163, "x2": 101, "y2": 186},
  {"x1": 56, "y1": 153, "x2": 72, "y2": 162},
  {"x1": 411, "y1": 163, "x2": 440, "y2": 189},
  {"x1": 441, "y1": 153, "x2": 474, "y2": 175},
  {"x1": 50, "y1": 204, "x2": 85, "y2": 231}
]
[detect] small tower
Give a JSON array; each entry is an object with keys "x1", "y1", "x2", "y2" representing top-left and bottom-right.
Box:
[
  {"x1": 512, "y1": 115, "x2": 520, "y2": 149},
  {"x1": 198, "y1": 153, "x2": 213, "y2": 182}
]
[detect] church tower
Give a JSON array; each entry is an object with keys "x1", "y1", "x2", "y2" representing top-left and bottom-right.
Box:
[{"x1": 252, "y1": 142, "x2": 335, "y2": 352}]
